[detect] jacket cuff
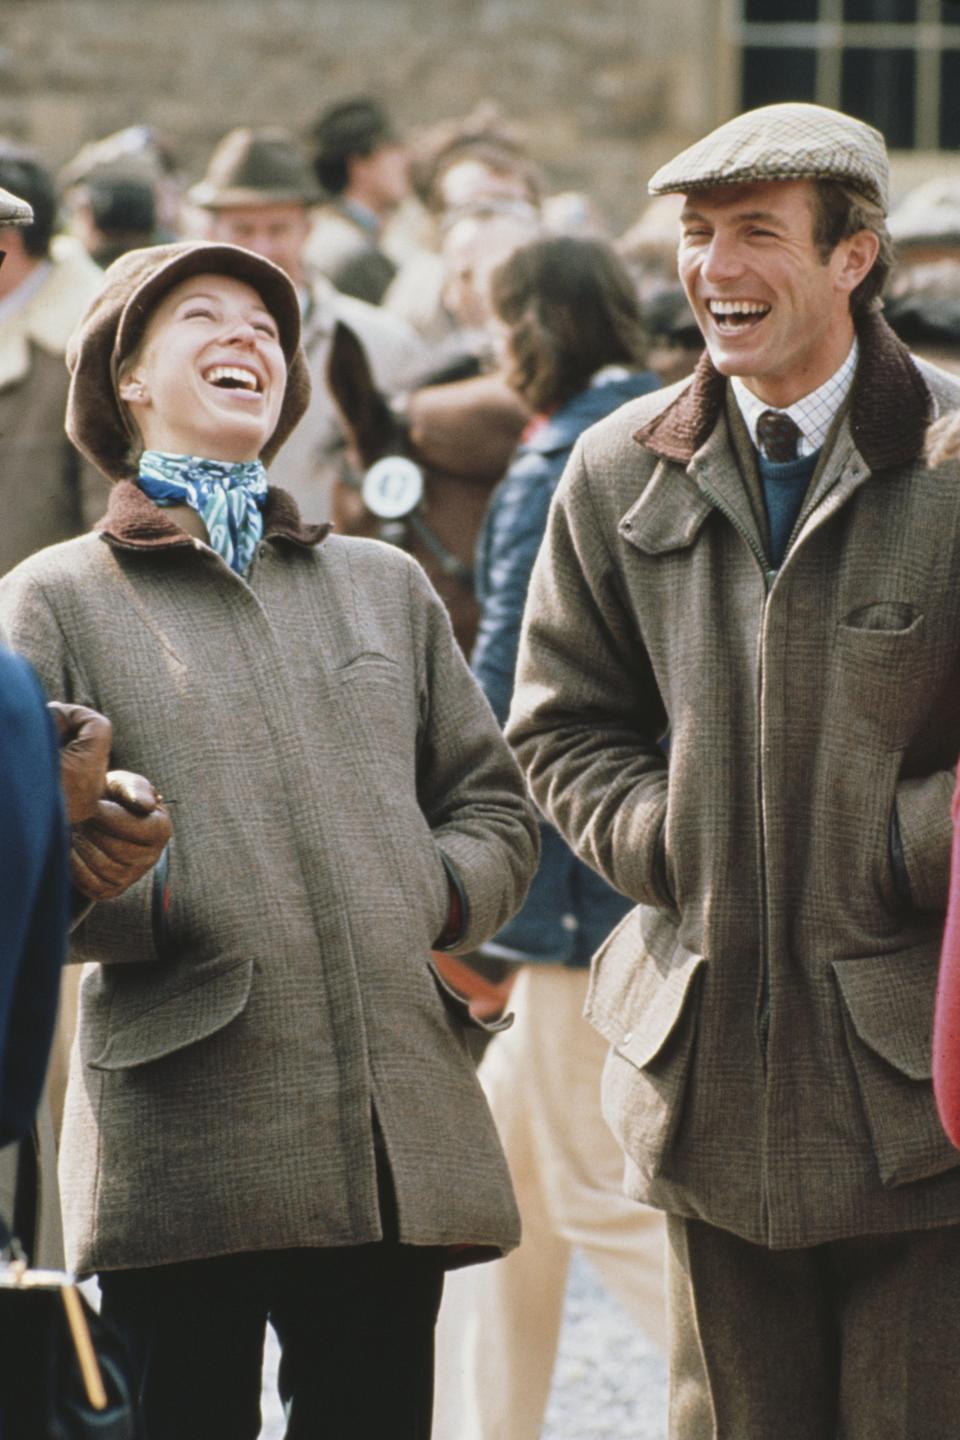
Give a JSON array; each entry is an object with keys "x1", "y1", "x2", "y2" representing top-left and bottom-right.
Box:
[
  {"x1": 433, "y1": 854, "x2": 469, "y2": 951},
  {"x1": 895, "y1": 771, "x2": 955, "y2": 911}
]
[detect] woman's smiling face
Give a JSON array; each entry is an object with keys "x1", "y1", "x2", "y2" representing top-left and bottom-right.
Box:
[{"x1": 118, "y1": 272, "x2": 287, "y2": 462}]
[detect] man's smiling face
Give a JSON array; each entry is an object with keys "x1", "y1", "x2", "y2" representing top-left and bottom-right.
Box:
[{"x1": 677, "y1": 178, "x2": 871, "y2": 408}]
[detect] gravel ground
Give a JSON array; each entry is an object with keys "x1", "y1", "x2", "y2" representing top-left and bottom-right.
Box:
[{"x1": 258, "y1": 1248, "x2": 668, "y2": 1438}]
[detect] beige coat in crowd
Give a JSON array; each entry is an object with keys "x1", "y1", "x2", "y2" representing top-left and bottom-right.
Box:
[{"x1": 0, "y1": 243, "x2": 109, "y2": 575}]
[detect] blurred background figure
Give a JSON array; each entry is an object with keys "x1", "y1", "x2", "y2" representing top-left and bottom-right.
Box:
[
  {"x1": 0, "y1": 141, "x2": 108, "y2": 576},
  {"x1": 58, "y1": 123, "x2": 182, "y2": 246},
  {"x1": 437, "y1": 202, "x2": 543, "y2": 367},
  {"x1": 617, "y1": 193, "x2": 703, "y2": 385},
  {"x1": 64, "y1": 173, "x2": 157, "y2": 268},
  {"x1": 305, "y1": 97, "x2": 409, "y2": 304},
  {"x1": 190, "y1": 125, "x2": 427, "y2": 522},
  {"x1": 432, "y1": 235, "x2": 667, "y2": 1440},
  {"x1": 885, "y1": 177, "x2": 960, "y2": 373},
  {"x1": 385, "y1": 107, "x2": 544, "y2": 344}
]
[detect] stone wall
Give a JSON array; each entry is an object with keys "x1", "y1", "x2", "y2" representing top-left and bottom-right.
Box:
[{"x1": 0, "y1": 0, "x2": 719, "y2": 233}]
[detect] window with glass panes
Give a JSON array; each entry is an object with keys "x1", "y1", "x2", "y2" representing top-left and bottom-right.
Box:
[{"x1": 736, "y1": 0, "x2": 960, "y2": 149}]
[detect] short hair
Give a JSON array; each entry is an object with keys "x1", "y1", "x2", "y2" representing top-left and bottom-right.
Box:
[
  {"x1": 809, "y1": 179, "x2": 893, "y2": 315},
  {"x1": 0, "y1": 145, "x2": 56, "y2": 257},
  {"x1": 310, "y1": 99, "x2": 394, "y2": 196},
  {"x1": 490, "y1": 235, "x2": 647, "y2": 412}
]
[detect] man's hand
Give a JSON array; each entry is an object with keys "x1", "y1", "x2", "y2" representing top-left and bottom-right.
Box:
[
  {"x1": 48, "y1": 702, "x2": 112, "y2": 824},
  {"x1": 70, "y1": 770, "x2": 172, "y2": 901}
]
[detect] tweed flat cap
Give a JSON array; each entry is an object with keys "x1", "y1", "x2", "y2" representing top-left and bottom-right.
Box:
[
  {"x1": 66, "y1": 241, "x2": 311, "y2": 481},
  {"x1": 649, "y1": 103, "x2": 889, "y2": 214}
]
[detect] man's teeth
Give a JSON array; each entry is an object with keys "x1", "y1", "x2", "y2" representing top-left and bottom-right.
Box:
[
  {"x1": 708, "y1": 300, "x2": 770, "y2": 320},
  {"x1": 204, "y1": 365, "x2": 260, "y2": 392}
]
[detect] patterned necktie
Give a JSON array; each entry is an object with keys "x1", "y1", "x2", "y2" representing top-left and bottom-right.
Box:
[{"x1": 756, "y1": 409, "x2": 801, "y2": 463}]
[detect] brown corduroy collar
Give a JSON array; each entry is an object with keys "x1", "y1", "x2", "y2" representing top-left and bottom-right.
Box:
[
  {"x1": 634, "y1": 309, "x2": 934, "y2": 472},
  {"x1": 97, "y1": 479, "x2": 331, "y2": 552}
]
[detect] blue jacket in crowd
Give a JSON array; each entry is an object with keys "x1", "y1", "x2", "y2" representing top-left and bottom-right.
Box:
[
  {"x1": 0, "y1": 649, "x2": 68, "y2": 1145},
  {"x1": 472, "y1": 369, "x2": 659, "y2": 966}
]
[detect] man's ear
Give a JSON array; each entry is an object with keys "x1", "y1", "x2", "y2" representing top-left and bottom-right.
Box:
[{"x1": 835, "y1": 228, "x2": 881, "y2": 296}]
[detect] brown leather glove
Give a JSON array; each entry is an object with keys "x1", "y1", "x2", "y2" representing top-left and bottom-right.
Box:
[
  {"x1": 70, "y1": 770, "x2": 172, "y2": 902},
  {"x1": 47, "y1": 701, "x2": 113, "y2": 825}
]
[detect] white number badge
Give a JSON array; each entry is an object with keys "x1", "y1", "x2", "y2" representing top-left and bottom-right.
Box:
[{"x1": 361, "y1": 456, "x2": 425, "y2": 519}]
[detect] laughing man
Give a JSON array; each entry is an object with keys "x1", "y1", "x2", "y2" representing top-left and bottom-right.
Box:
[{"x1": 507, "y1": 103, "x2": 960, "y2": 1438}]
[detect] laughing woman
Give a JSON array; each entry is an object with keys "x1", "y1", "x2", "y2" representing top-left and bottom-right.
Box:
[{"x1": 0, "y1": 241, "x2": 538, "y2": 1440}]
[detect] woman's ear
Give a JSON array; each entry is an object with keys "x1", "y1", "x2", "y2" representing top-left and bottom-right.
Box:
[{"x1": 117, "y1": 373, "x2": 147, "y2": 404}]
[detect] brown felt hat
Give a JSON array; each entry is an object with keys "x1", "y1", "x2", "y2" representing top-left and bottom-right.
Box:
[
  {"x1": 188, "y1": 127, "x2": 323, "y2": 209},
  {"x1": 66, "y1": 240, "x2": 311, "y2": 481}
]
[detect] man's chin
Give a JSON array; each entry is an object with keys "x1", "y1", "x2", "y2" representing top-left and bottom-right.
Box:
[{"x1": 704, "y1": 342, "x2": 754, "y2": 379}]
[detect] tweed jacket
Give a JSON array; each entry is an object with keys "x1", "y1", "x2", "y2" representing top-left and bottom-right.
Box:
[
  {"x1": 507, "y1": 311, "x2": 960, "y2": 1248},
  {"x1": 0, "y1": 485, "x2": 538, "y2": 1275},
  {"x1": 0, "y1": 246, "x2": 109, "y2": 574}
]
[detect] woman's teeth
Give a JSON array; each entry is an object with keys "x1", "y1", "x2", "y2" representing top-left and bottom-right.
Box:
[{"x1": 203, "y1": 365, "x2": 260, "y2": 392}]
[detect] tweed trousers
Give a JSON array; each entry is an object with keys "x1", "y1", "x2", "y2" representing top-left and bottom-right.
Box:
[
  {"x1": 667, "y1": 1213, "x2": 960, "y2": 1440},
  {"x1": 433, "y1": 965, "x2": 668, "y2": 1440}
]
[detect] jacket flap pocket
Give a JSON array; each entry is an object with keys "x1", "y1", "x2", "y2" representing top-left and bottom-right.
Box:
[
  {"x1": 832, "y1": 941, "x2": 957, "y2": 1187},
  {"x1": 89, "y1": 958, "x2": 252, "y2": 1071},
  {"x1": 586, "y1": 905, "x2": 705, "y2": 1066},
  {"x1": 618, "y1": 462, "x2": 712, "y2": 556},
  {"x1": 832, "y1": 944, "x2": 938, "y2": 1080}
]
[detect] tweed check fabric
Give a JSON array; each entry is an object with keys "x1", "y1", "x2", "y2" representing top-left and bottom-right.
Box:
[
  {"x1": 0, "y1": 487, "x2": 538, "y2": 1274},
  {"x1": 648, "y1": 103, "x2": 890, "y2": 213},
  {"x1": 506, "y1": 312, "x2": 960, "y2": 1248}
]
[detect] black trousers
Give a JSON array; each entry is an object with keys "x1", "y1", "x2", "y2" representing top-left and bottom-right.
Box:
[{"x1": 98, "y1": 1158, "x2": 446, "y2": 1440}]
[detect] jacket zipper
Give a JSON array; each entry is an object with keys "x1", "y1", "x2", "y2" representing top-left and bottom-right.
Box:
[{"x1": 697, "y1": 475, "x2": 774, "y2": 1239}]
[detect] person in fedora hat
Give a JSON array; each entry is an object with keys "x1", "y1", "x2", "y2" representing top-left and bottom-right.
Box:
[
  {"x1": 305, "y1": 97, "x2": 408, "y2": 304},
  {"x1": 0, "y1": 237, "x2": 537, "y2": 1439},
  {"x1": 190, "y1": 125, "x2": 427, "y2": 524},
  {"x1": 507, "y1": 101, "x2": 960, "y2": 1437}
]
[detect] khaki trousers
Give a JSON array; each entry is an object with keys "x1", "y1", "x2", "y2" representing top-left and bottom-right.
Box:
[
  {"x1": 668, "y1": 1213, "x2": 960, "y2": 1440},
  {"x1": 432, "y1": 965, "x2": 667, "y2": 1440}
]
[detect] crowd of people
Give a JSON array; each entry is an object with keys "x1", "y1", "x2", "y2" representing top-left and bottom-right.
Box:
[{"x1": 2, "y1": 90, "x2": 960, "y2": 1440}]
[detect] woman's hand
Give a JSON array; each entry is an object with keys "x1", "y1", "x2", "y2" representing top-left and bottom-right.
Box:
[
  {"x1": 48, "y1": 701, "x2": 113, "y2": 825},
  {"x1": 70, "y1": 770, "x2": 173, "y2": 901}
]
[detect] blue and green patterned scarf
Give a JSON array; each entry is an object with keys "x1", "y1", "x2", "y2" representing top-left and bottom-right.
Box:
[{"x1": 137, "y1": 451, "x2": 268, "y2": 577}]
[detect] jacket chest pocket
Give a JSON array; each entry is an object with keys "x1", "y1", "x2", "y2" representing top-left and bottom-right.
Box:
[
  {"x1": 829, "y1": 607, "x2": 926, "y2": 751},
  {"x1": 335, "y1": 653, "x2": 417, "y2": 771}
]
